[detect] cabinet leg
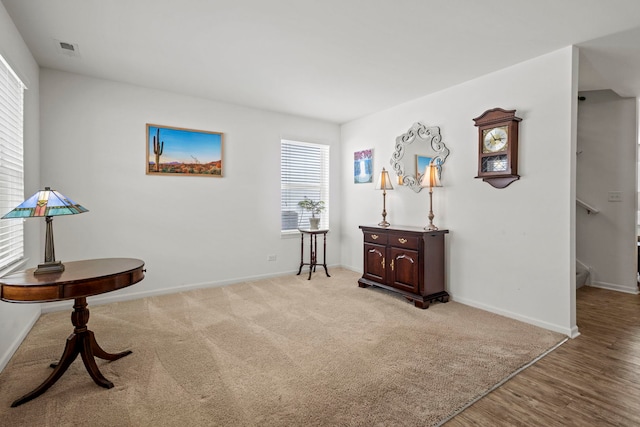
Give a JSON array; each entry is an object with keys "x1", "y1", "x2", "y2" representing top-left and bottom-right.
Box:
[{"x1": 413, "y1": 299, "x2": 429, "y2": 309}]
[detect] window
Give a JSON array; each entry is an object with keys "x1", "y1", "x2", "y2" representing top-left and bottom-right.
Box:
[
  {"x1": 0, "y1": 55, "x2": 25, "y2": 270},
  {"x1": 281, "y1": 139, "x2": 329, "y2": 232}
]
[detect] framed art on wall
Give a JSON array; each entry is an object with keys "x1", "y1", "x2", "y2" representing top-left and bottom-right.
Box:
[
  {"x1": 146, "y1": 124, "x2": 223, "y2": 177},
  {"x1": 354, "y1": 149, "x2": 373, "y2": 183}
]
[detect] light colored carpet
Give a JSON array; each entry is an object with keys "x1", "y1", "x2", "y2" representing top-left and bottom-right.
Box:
[{"x1": 0, "y1": 268, "x2": 564, "y2": 426}]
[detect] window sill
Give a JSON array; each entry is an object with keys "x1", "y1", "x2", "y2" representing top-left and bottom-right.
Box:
[
  {"x1": 0, "y1": 258, "x2": 29, "y2": 277},
  {"x1": 281, "y1": 230, "x2": 301, "y2": 239}
]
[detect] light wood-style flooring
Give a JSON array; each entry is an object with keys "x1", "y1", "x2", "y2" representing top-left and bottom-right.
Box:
[{"x1": 445, "y1": 285, "x2": 640, "y2": 426}]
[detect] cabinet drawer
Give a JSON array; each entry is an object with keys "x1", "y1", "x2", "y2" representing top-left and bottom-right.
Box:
[
  {"x1": 389, "y1": 234, "x2": 419, "y2": 250},
  {"x1": 364, "y1": 231, "x2": 387, "y2": 245}
]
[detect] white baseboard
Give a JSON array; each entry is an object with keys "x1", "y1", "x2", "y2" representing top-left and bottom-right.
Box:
[
  {"x1": 0, "y1": 308, "x2": 40, "y2": 372},
  {"x1": 341, "y1": 264, "x2": 362, "y2": 274},
  {"x1": 588, "y1": 281, "x2": 639, "y2": 295},
  {"x1": 41, "y1": 266, "x2": 339, "y2": 313},
  {"x1": 340, "y1": 265, "x2": 577, "y2": 337},
  {"x1": 451, "y1": 296, "x2": 576, "y2": 337}
]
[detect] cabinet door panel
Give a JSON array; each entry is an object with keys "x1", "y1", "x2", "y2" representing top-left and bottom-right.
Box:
[
  {"x1": 363, "y1": 243, "x2": 386, "y2": 282},
  {"x1": 389, "y1": 248, "x2": 419, "y2": 293}
]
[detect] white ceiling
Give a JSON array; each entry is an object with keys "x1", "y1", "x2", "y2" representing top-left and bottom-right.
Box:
[{"x1": 3, "y1": 0, "x2": 640, "y2": 123}]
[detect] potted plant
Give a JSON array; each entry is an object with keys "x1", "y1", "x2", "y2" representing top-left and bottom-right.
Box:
[{"x1": 298, "y1": 197, "x2": 325, "y2": 229}]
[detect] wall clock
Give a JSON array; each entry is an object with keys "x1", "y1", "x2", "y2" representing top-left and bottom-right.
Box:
[{"x1": 473, "y1": 108, "x2": 522, "y2": 189}]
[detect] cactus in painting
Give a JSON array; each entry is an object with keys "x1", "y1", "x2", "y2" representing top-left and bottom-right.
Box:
[{"x1": 153, "y1": 128, "x2": 164, "y2": 172}]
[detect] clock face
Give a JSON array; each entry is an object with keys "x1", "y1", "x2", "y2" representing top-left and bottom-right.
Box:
[{"x1": 482, "y1": 126, "x2": 508, "y2": 153}]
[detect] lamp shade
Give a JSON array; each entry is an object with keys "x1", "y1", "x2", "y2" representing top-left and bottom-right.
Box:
[
  {"x1": 2, "y1": 187, "x2": 88, "y2": 219},
  {"x1": 1, "y1": 187, "x2": 88, "y2": 275},
  {"x1": 375, "y1": 167, "x2": 394, "y2": 191},
  {"x1": 420, "y1": 162, "x2": 442, "y2": 189}
]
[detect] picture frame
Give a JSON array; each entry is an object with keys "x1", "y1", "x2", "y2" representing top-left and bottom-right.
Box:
[
  {"x1": 146, "y1": 124, "x2": 223, "y2": 177},
  {"x1": 354, "y1": 149, "x2": 373, "y2": 183}
]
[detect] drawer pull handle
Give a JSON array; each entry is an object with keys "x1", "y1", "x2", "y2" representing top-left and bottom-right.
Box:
[
  {"x1": 382, "y1": 257, "x2": 385, "y2": 269},
  {"x1": 391, "y1": 259, "x2": 394, "y2": 271},
  {"x1": 398, "y1": 238, "x2": 407, "y2": 244},
  {"x1": 371, "y1": 234, "x2": 379, "y2": 240}
]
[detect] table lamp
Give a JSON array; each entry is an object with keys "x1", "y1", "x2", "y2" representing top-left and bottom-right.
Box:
[
  {"x1": 2, "y1": 187, "x2": 88, "y2": 274},
  {"x1": 419, "y1": 161, "x2": 442, "y2": 231},
  {"x1": 375, "y1": 167, "x2": 393, "y2": 227}
]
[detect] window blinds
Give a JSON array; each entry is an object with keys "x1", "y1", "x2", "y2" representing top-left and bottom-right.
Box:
[
  {"x1": 0, "y1": 55, "x2": 25, "y2": 270},
  {"x1": 281, "y1": 140, "x2": 329, "y2": 232}
]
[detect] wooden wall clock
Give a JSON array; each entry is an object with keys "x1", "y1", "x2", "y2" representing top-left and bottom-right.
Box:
[{"x1": 473, "y1": 108, "x2": 522, "y2": 189}]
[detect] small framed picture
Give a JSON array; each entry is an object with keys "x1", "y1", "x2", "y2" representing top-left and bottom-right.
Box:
[
  {"x1": 354, "y1": 149, "x2": 373, "y2": 183},
  {"x1": 146, "y1": 124, "x2": 223, "y2": 177}
]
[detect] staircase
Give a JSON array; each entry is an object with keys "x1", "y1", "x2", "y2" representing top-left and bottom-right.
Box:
[{"x1": 576, "y1": 262, "x2": 590, "y2": 288}]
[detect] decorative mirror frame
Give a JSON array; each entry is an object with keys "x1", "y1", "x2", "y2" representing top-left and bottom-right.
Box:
[{"x1": 390, "y1": 122, "x2": 450, "y2": 193}]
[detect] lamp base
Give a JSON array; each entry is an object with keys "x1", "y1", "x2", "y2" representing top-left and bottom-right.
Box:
[
  {"x1": 34, "y1": 261, "x2": 65, "y2": 275},
  {"x1": 424, "y1": 224, "x2": 439, "y2": 231},
  {"x1": 378, "y1": 220, "x2": 390, "y2": 227}
]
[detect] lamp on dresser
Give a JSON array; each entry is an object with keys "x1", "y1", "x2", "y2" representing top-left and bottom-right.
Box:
[
  {"x1": 375, "y1": 167, "x2": 393, "y2": 227},
  {"x1": 1, "y1": 187, "x2": 88, "y2": 274},
  {"x1": 420, "y1": 160, "x2": 442, "y2": 231}
]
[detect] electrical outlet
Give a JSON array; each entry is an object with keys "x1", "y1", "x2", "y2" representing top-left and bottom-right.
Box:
[
  {"x1": 267, "y1": 254, "x2": 277, "y2": 262},
  {"x1": 608, "y1": 191, "x2": 623, "y2": 202}
]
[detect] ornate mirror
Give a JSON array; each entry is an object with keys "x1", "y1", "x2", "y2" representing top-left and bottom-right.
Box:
[{"x1": 390, "y1": 122, "x2": 450, "y2": 193}]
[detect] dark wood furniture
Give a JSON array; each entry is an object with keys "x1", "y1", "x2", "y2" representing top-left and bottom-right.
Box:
[
  {"x1": 473, "y1": 108, "x2": 522, "y2": 189},
  {"x1": 358, "y1": 225, "x2": 448, "y2": 308},
  {"x1": 297, "y1": 228, "x2": 330, "y2": 280},
  {"x1": 0, "y1": 258, "x2": 145, "y2": 407}
]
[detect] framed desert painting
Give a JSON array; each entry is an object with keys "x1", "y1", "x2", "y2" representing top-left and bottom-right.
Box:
[{"x1": 146, "y1": 124, "x2": 223, "y2": 177}]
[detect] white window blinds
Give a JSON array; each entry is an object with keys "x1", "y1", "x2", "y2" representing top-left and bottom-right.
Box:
[
  {"x1": 281, "y1": 140, "x2": 329, "y2": 232},
  {"x1": 0, "y1": 55, "x2": 25, "y2": 270}
]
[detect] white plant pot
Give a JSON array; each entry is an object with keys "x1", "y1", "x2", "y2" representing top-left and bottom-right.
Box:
[{"x1": 309, "y1": 217, "x2": 320, "y2": 230}]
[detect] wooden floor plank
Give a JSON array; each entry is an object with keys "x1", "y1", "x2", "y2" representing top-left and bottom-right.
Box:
[{"x1": 444, "y1": 285, "x2": 640, "y2": 426}]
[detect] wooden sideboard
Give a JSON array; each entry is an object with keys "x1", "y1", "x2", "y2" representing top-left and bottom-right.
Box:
[{"x1": 358, "y1": 225, "x2": 448, "y2": 308}]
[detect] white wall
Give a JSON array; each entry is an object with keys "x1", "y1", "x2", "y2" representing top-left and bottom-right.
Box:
[
  {"x1": 576, "y1": 90, "x2": 638, "y2": 293},
  {"x1": 340, "y1": 47, "x2": 578, "y2": 336},
  {"x1": 0, "y1": 2, "x2": 41, "y2": 371},
  {"x1": 39, "y1": 69, "x2": 341, "y2": 305}
]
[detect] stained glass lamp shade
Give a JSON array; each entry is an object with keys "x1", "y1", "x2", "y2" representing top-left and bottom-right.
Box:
[{"x1": 2, "y1": 187, "x2": 88, "y2": 274}]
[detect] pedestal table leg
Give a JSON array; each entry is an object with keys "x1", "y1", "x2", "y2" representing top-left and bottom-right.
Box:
[{"x1": 10, "y1": 297, "x2": 132, "y2": 407}]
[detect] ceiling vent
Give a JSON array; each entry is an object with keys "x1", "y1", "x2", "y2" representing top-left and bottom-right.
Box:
[{"x1": 53, "y1": 39, "x2": 81, "y2": 57}]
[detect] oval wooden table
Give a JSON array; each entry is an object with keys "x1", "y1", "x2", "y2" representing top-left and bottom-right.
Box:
[{"x1": 0, "y1": 258, "x2": 145, "y2": 407}]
